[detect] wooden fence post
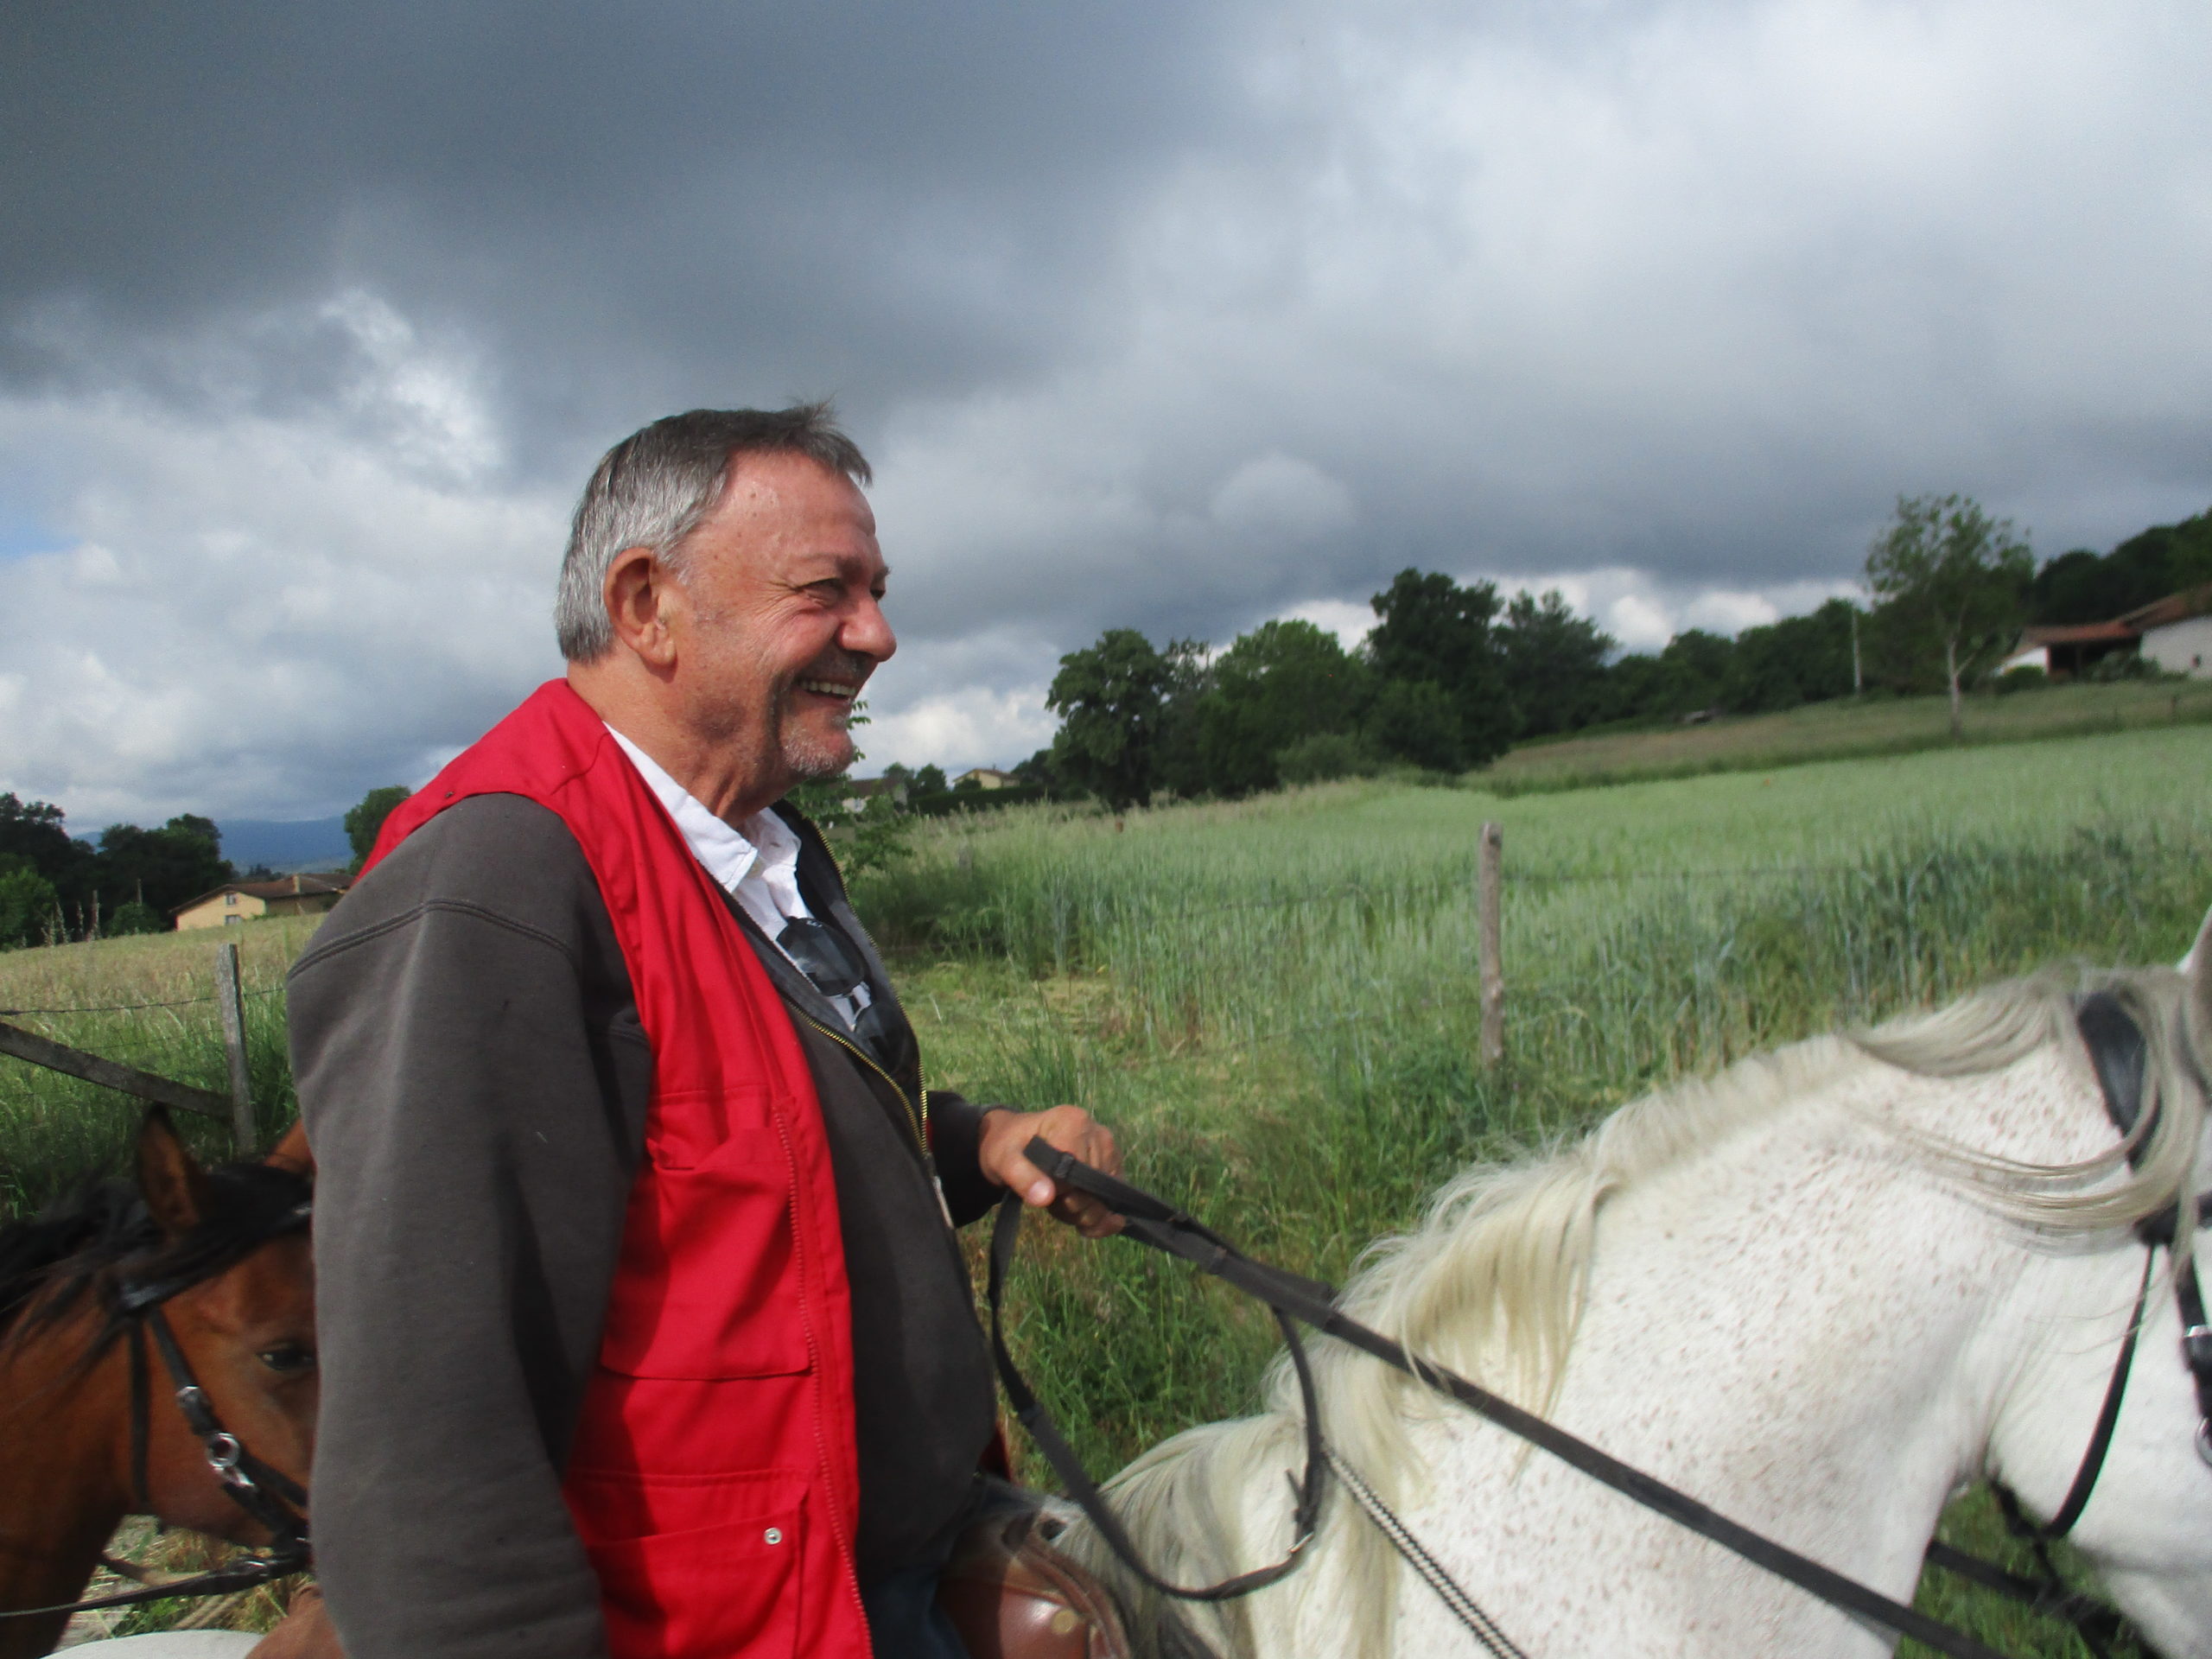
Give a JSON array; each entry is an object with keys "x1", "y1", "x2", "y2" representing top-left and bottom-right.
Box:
[
  {"x1": 1478, "y1": 822, "x2": 1504, "y2": 1067},
  {"x1": 214, "y1": 941, "x2": 257, "y2": 1154}
]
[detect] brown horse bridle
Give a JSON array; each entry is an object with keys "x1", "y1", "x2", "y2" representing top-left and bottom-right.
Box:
[{"x1": 0, "y1": 1197, "x2": 314, "y2": 1624}]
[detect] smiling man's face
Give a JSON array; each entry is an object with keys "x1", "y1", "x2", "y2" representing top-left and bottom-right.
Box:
[{"x1": 667, "y1": 449, "x2": 895, "y2": 810}]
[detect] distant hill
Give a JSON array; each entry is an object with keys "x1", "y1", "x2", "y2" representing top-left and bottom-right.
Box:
[{"x1": 219, "y1": 816, "x2": 351, "y2": 873}]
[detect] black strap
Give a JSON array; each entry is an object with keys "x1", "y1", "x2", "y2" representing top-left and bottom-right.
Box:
[
  {"x1": 1922, "y1": 1535, "x2": 2126, "y2": 1659},
  {"x1": 144, "y1": 1306, "x2": 312, "y2": 1532},
  {"x1": 0, "y1": 1552, "x2": 302, "y2": 1620},
  {"x1": 988, "y1": 1186, "x2": 1325, "y2": 1600},
  {"x1": 1014, "y1": 1137, "x2": 2018, "y2": 1659},
  {"x1": 127, "y1": 1314, "x2": 152, "y2": 1512},
  {"x1": 2042, "y1": 1246, "x2": 2157, "y2": 1538}
]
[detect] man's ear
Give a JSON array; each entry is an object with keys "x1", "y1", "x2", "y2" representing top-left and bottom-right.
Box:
[
  {"x1": 602, "y1": 545, "x2": 681, "y2": 668},
  {"x1": 264, "y1": 1117, "x2": 314, "y2": 1179},
  {"x1": 137, "y1": 1107, "x2": 213, "y2": 1242}
]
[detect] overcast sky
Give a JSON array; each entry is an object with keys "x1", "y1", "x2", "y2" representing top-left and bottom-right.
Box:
[{"x1": 3, "y1": 0, "x2": 2209, "y2": 824}]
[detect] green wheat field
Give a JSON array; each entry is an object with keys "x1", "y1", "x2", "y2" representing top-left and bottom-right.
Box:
[{"x1": 7, "y1": 717, "x2": 2211, "y2": 1654}]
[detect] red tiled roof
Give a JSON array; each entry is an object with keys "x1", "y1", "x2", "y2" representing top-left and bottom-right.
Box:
[
  {"x1": 170, "y1": 872, "x2": 351, "y2": 915},
  {"x1": 2019, "y1": 622, "x2": 2139, "y2": 645},
  {"x1": 2119, "y1": 582, "x2": 2212, "y2": 632}
]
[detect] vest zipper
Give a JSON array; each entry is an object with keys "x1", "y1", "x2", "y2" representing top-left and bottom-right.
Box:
[
  {"x1": 801, "y1": 818, "x2": 950, "y2": 1225},
  {"x1": 798, "y1": 1012, "x2": 928, "y2": 1154}
]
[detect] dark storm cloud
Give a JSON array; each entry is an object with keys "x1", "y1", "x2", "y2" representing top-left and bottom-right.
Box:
[{"x1": 2, "y1": 0, "x2": 1235, "y2": 468}]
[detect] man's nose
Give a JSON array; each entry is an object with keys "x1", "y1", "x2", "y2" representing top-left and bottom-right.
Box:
[{"x1": 843, "y1": 594, "x2": 897, "y2": 663}]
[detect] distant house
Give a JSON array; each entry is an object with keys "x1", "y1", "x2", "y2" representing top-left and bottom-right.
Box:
[
  {"x1": 2121, "y1": 582, "x2": 2212, "y2": 678},
  {"x1": 2001, "y1": 581, "x2": 2212, "y2": 682},
  {"x1": 953, "y1": 767, "x2": 1018, "y2": 791},
  {"x1": 839, "y1": 776, "x2": 909, "y2": 813},
  {"x1": 2000, "y1": 621, "x2": 2139, "y2": 679},
  {"x1": 172, "y1": 872, "x2": 350, "y2": 931}
]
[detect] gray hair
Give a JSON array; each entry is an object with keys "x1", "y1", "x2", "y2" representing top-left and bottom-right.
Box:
[{"x1": 553, "y1": 402, "x2": 873, "y2": 662}]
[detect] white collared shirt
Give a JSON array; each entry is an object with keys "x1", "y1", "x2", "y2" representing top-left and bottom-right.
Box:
[{"x1": 605, "y1": 726, "x2": 874, "y2": 1029}]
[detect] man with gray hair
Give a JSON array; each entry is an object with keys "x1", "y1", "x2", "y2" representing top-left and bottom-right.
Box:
[{"x1": 290, "y1": 404, "x2": 1122, "y2": 1659}]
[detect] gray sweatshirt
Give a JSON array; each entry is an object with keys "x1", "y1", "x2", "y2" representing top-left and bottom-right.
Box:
[{"x1": 288, "y1": 794, "x2": 1001, "y2": 1659}]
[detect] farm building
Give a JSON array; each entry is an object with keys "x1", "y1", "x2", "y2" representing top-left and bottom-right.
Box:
[
  {"x1": 2120, "y1": 582, "x2": 2212, "y2": 677},
  {"x1": 1999, "y1": 620, "x2": 2139, "y2": 679},
  {"x1": 2001, "y1": 580, "x2": 2212, "y2": 682},
  {"x1": 172, "y1": 872, "x2": 350, "y2": 931}
]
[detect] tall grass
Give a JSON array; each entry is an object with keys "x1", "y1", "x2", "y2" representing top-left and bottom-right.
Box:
[{"x1": 0, "y1": 918, "x2": 314, "y2": 1215}]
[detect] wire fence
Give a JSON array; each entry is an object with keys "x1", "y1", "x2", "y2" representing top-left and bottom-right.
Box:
[
  {"x1": 0, "y1": 987, "x2": 284, "y2": 1019},
  {"x1": 1117, "y1": 861, "x2": 1942, "y2": 924}
]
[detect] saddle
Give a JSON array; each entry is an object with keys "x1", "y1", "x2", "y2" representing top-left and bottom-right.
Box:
[
  {"x1": 937, "y1": 1498, "x2": 1133, "y2": 1659},
  {"x1": 244, "y1": 1497, "x2": 1133, "y2": 1659}
]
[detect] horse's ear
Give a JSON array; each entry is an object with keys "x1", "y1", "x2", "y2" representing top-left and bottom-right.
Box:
[
  {"x1": 2186, "y1": 905, "x2": 2212, "y2": 1063},
  {"x1": 264, "y1": 1117, "x2": 314, "y2": 1179},
  {"x1": 137, "y1": 1107, "x2": 213, "y2": 1241}
]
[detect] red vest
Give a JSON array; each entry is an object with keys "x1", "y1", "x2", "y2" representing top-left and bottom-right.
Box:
[{"x1": 365, "y1": 680, "x2": 872, "y2": 1659}]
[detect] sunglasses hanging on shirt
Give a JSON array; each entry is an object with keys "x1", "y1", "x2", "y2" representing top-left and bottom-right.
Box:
[{"x1": 776, "y1": 915, "x2": 899, "y2": 1068}]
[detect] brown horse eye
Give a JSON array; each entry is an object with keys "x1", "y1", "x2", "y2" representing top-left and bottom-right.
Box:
[{"x1": 257, "y1": 1342, "x2": 316, "y2": 1375}]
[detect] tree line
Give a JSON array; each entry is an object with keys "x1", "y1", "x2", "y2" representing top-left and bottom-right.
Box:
[
  {"x1": 1030, "y1": 494, "x2": 2209, "y2": 808},
  {"x1": 0, "y1": 796, "x2": 235, "y2": 949}
]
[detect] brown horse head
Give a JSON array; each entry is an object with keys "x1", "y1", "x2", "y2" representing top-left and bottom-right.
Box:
[
  {"x1": 127, "y1": 1108, "x2": 317, "y2": 1543},
  {"x1": 0, "y1": 1110, "x2": 316, "y2": 1653}
]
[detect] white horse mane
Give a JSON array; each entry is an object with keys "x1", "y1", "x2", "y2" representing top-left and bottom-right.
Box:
[{"x1": 1071, "y1": 967, "x2": 2212, "y2": 1659}]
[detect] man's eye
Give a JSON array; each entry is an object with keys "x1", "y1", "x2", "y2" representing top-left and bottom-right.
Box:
[{"x1": 257, "y1": 1342, "x2": 317, "y2": 1376}]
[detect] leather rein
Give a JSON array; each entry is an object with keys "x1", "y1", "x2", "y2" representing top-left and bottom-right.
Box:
[
  {"x1": 0, "y1": 1198, "x2": 314, "y2": 1623},
  {"x1": 993, "y1": 991, "x2": 2212, "y2": 1659}
]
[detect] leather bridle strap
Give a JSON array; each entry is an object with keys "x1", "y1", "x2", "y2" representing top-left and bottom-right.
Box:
[
  {"x1": 1019, "y1": 1138, "x2": 2018, "y2": 1659},
  {"x1": 2043, "y1": 1246, "x2": 2158, "y2": 1539},
  {"x1": 988, "y1": 1181, "x2": 1327, "y2": 1601},
  {"x1": 141, "y1": 1303, "x2": 311, "y2": 1538}
]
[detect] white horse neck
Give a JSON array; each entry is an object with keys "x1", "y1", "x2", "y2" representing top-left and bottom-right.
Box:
[{"x1": 1263, "y1": 1045, "x2": 2145, "y2": 1658}]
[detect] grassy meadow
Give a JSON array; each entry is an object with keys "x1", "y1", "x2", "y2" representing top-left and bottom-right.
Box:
[
  {"x1": 1489, "y1": 676, "x2": 2212, "y2": 792},
  {"x1": 5, "y1": 718, "x2": 2211, "y2": 1653}
]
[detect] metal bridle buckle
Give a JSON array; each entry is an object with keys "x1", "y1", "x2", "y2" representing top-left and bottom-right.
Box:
[{"x1": 203, "y1": 1432, "x2": 246, "y2": 1478}]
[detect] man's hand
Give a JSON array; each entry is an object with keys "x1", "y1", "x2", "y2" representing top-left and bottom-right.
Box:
[{"x1": 976, "y1": 1105, "x2": 1123, "y2": 1238}]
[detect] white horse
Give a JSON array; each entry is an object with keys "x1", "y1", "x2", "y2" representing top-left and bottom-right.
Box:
[{"x1": 1070, "y1": 926, "x2": 2212, "y2": 1658}]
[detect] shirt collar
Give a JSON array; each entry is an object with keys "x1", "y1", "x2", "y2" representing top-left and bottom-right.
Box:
[{"x1": 603, "y1": 725, "x2": 797, "y2": 899}]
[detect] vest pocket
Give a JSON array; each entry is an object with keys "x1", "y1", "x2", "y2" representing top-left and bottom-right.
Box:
[
  {"x1": 599, "y1": 1119, "x2": 811, "y2": 1379},
  {"x1": 575, "y1": 1473, "x2": 804, "y2": 1659}
]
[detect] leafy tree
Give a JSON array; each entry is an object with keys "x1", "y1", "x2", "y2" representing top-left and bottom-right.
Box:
[
  {"x1": 0, "y1": 857, "x2": 59, "y2": 950},
  {"x1": 0, "y1": 792, "x2": 96, "y2": 909},
  {"x1": 1724, "y1": 600, "x2": 1859, "y2": 713},
  {"x1": 1195, "y1": 620, "x2": 1370, "y2": 797},
  {"x1": 2031, "y1": 509, "x2": 2212, "y2": 624},
  {"x1": 106, "y1": 899, "x2": 164, "y2": 936},
  {"x1": 1146, "y1": 639, "x2": 1216, "y2": 802},
  {"x1": 1364, "y1": 570, "x2": 1514, "y2": 766},
  {"x1": 1362, "y1": 679, "x2": 1461, "y2": 771},
  {"x1": 346, "y1": 785, "x2": 412, "y2": 868},
  {"x1": 93, "y1": 817, "x2": 233, "y2": 917},
  {"x1": 1498, "y1": 589, "x2": 1614, "y2": 738},
  {"x1": 912, "y1": 764, "x2": 949, "y2": 797},
  {"x1": 1046, "y1": 629, "x2": 1175, "y2": 809},
  {"x1": 1274, "y1": 732, "x2": 1377, "y2": 785},
  {"x1": 1866, "y1": 493, "x2": 2033, "y2": 738},
  {"x1": 1597, "y1": 630, "x2": 1736, "y2": 722}
]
